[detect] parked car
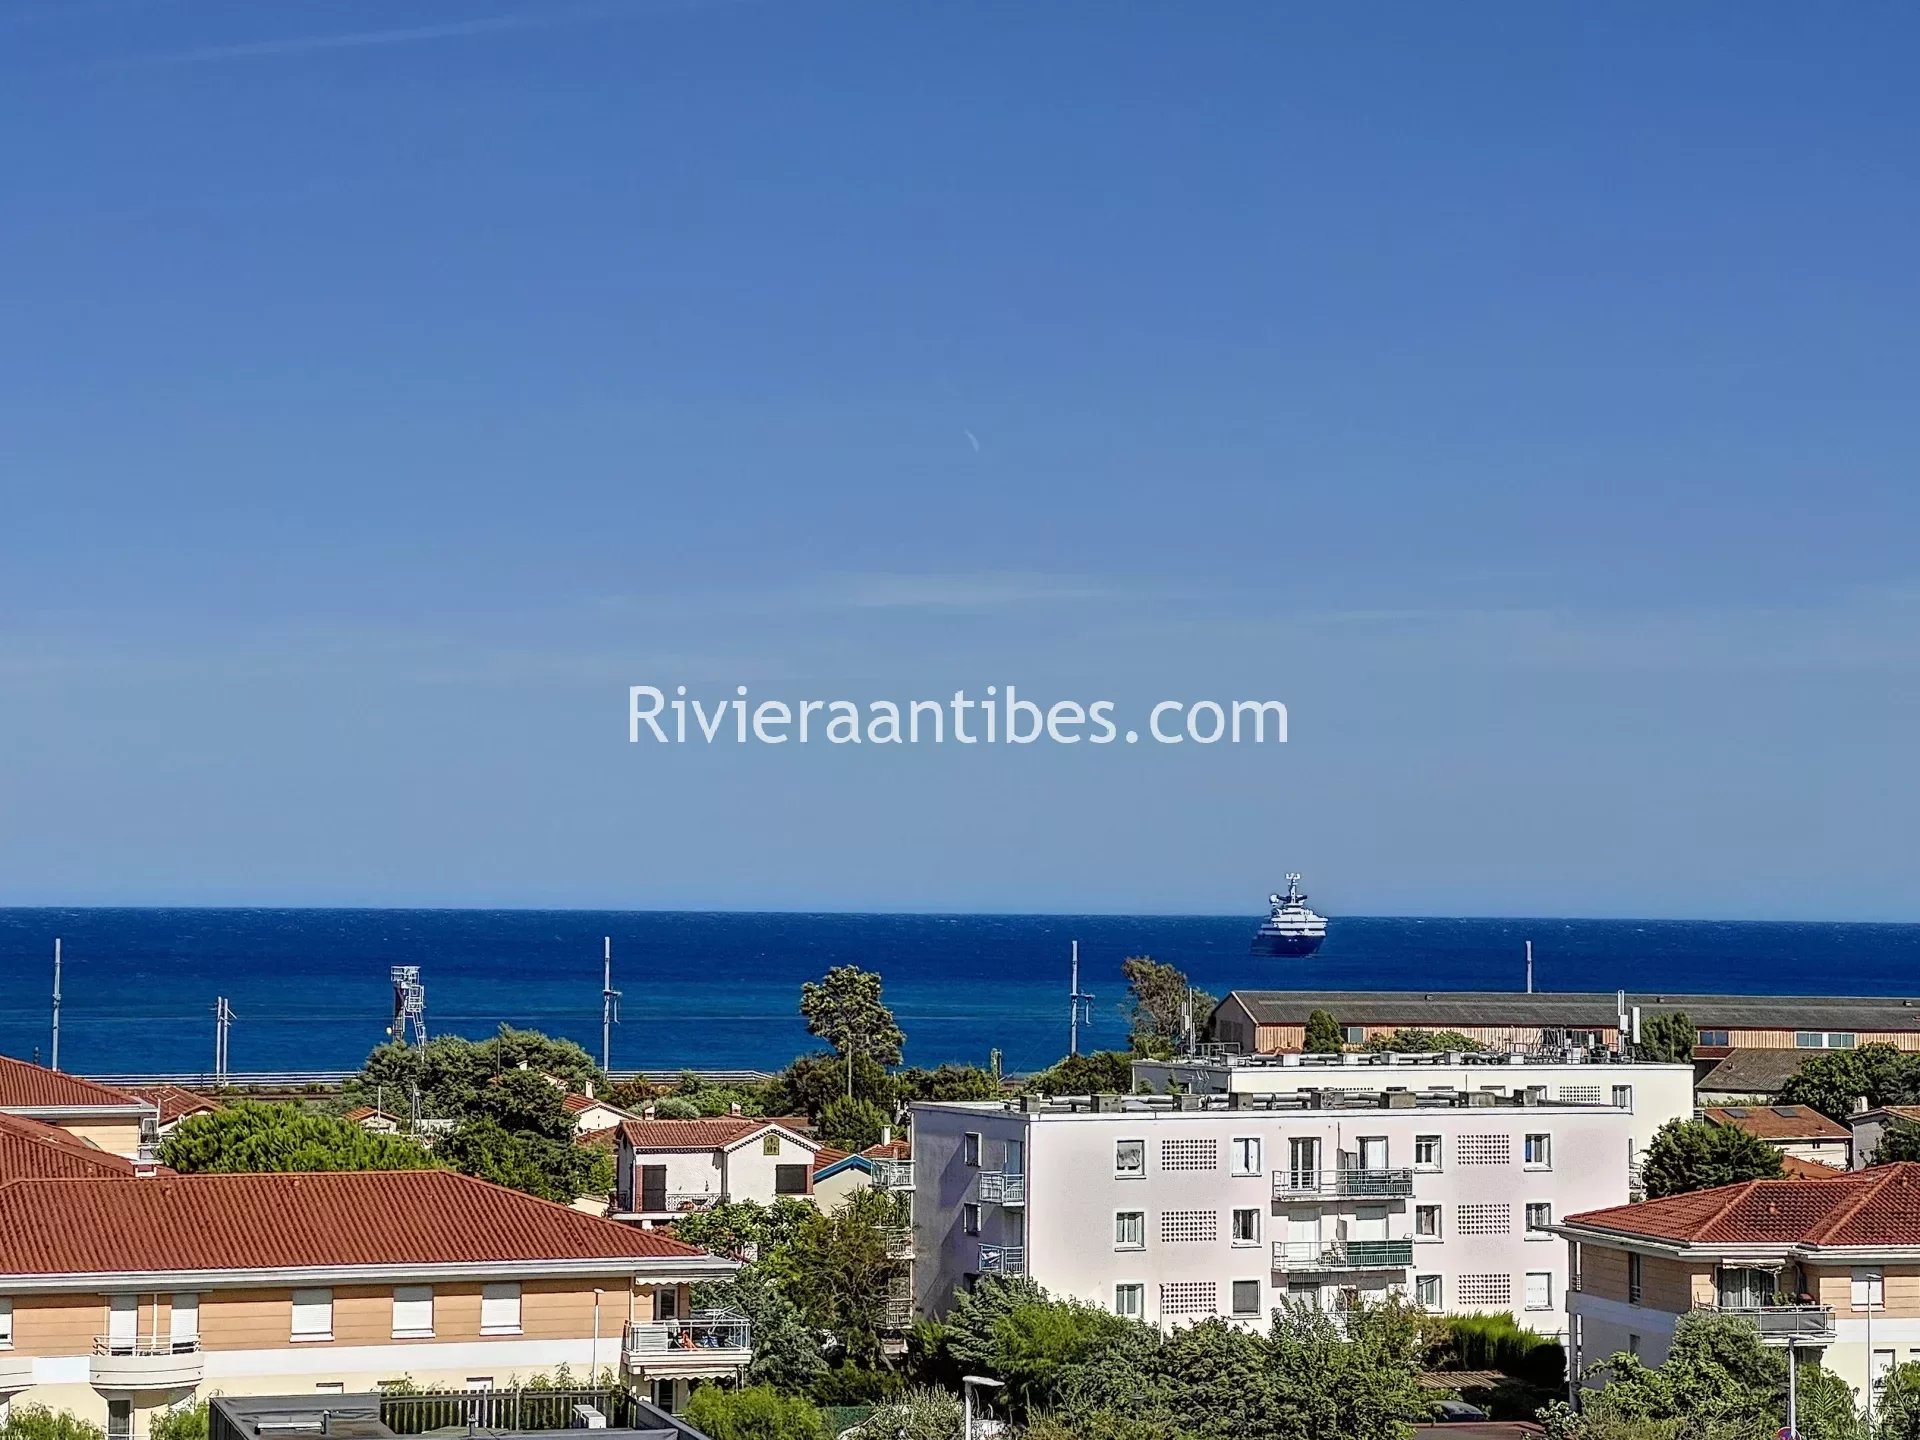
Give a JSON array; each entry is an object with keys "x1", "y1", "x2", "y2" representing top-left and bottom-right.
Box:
[{"x1": 1430, "y1": 1399, "x2": 1491, "y2": 1423}]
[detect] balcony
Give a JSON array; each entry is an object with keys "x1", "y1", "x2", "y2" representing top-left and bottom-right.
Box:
[
  {"x1": 1271, "y1": 1238, "x2": 1414, "y2": 1274},
  {"x1": 90, "y1": 1338, "x2": 204, "y2": 1390},
  {"x1": 1699, "y1": 1304, "x2": 1837, "y2": 1345},
  {"x1": 627, "y1": 1190, "x2": 729, "y2": 1216},
  {"x1": 978, "y1": 1243, "x2": 1026, "y2": 1276},
  {"x1": 0, "y1": 1351, "x2": 34, "y2": 1392},
  {"x1": 621, "y1": 1312, "x2": 753, "y2": 1378},
  {"x1": 979, "y1": 1172, "x2": 1026, "y2": 1206},
  {"x1": 871, "y1": 1159, "x2": 914, "y2": 1191},
  {"x1": 880, "y1": 1225, "x2": 915, "y2": 1260},
  {"x1": 1272, "y1": 1169, "x2": 1415, "y2": 1201}
]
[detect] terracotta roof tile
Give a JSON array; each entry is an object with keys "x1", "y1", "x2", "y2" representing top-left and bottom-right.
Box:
[
  {"x1": 1779, "y1": 1155, "x2": 1851, "y2": 1180},
  {"x1": 1704, "y1": 1105, "x2": 1850, "y2": 1141},
  {"x1": 124, "y1": 1086, "x2": 221, "y2": 1126},
  {"x1": 618, "y1": 1117, "x2": 815, "y2": 1152},
  {"x1": 0, "y1": 1112, "x2": 150, "y2": 1181},
  {"x1": 575, "y1": 1125, "x2": 619, "y2": 1150},
  {"x1": 0, "y1": 1170, "x2": 719, "y2": 1275},
  {"x1": 862, "y1": 1139, "x2": 910, "y2": 1161},
  {"x1": 1568, "y1": 1162, "x2": 1920, "y2": 1246},
  {"x1": 0, "y1": 1056, "x2": 145, "y2": 1110},
  {"x1": 812, "y1": 1147, "x2": 853, "y2": 1173}
]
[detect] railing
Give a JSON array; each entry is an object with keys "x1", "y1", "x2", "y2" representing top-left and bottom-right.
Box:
[
  {"x1": 979, "y1": 1243, "x2": 1026, "y2": 1275},
  {"x1": 631, "y1": 1191, "x2": 730, "y2": 1214},
  {"x1": 1271, "y1": 1238, "x2": 1414, "y2": 1273},
  {"x1": 880, "y1": 1225, "x2": 915, "y2": 1260},
  {"x1": 90, "y1": 1337, "x2": 204, "y2": 1388},
  {"x1": 979, "y1": 1172, "x2": 1026, "y2": 1205},
  {"x1": 1699, "y1": 1304, "x2": 1837, "y2": 1343},
  {"x1": 872, "y1": 1159, "x2": 915, "y2": 1190},
  {"x1": 622, "y1": 1311, "x2": 753, "y2": 1360},
  {"x1": 1271, "y1": 1168, "x2": 1415, "y2": 1200},
  {"x1": 382, "y1": 1387, "x2": 652, "y2": 1436}
]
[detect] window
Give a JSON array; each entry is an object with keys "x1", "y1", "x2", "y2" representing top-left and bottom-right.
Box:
[
  {"x1": 1115, "y1": 1211, "x2": 1145, "y2": 1249},
  {"x1": 0, "y1": 1297, "x2": 11, "y2": 1348},
  {"x1": 1627, "y1": 1334, "x2": 1641, "y2": 1358},
  {"x1": 1415, "y1": 1205, "x2": 1442, "y2": 1239},
  {"x1": 1627, "y1": 1254, "x2": 1643, "y2": 1305},
  {"x1": 1231, "y1": 1137, "x2": 1262, "y2": 1176},
  {"x1": 481, "y1": 1282, "x2": 522, "y2": 1335},
  {"x1": 1526, "y1": 1203, "x2": 1553, "y2": 1236},
  {"x1": 392, "y1": 1285, "x2": 434, "y2": 1339},
  {"x1": 1698, "y1": 1030, "x2": 1729, "y2": 1047},
  {"x1": 1232, "y1": 1208, "x2": 1260, "y2": 1245},
  {"x1": 1159, "y1": 1211, "x2": 1219, "y2": 1244},
  {"x1": 292, "y1": 1288, "x2": 334, "y2": 1342},
  {"x1": 964, "y1": 1133, "x2": 982, "y2": 1166},
  {"x1": 1414, "y1": 1136, "x2": 1440, "y2": 1171},
  {"x1": 963, "y1": 1203, "x2": 981, "y2": 1236},
  {"x1": 1006, "y1": 1139, "x2": 1024, "y2": 1176},
  {"x1": 1830, "y1": 1032, "x2": 1857, "y2": 1049},
  {"x1": 1114, "y1": 1284, "x2": 1144, "y2": 1319},
  {"x1": 171, "y1": 1292, "x2": 199, "y2": 1348},
  {"x1": 107, "y1": 1401, "x2": 131, "y2": 1440},
  {"x1": 762, "y1": 1135, "x2": 781, "y2": 1156},
  {"x1": 1796, "y1": 1031, "x2": 1858, "y2": 1049},
  {"x1": 1415, "y1": 1275, "x2": 1442, "y2": 1309},
  {"x1": 1525, "y1": 1273, "x2": 1553, "y2": 1311},
  {"x1": 1612, "y1": 1085, "x2": 1633, "y2": 1110},
  {"x1": 1231, "y1": 1280, "x2": 1261, "y2": 1318},
  {"x1": 1524, "y1": 1134, "x2": 1551, "y2": 1169},
  {"x1": 656, "y1": 1288, "x2": 680, "y2": 1321},
  {"x1": 1854, "y1": 1267, "x2": 1886, "y2": 1311},
  {"x1": 1875, "y1": 1351, "x2": 1897, "y2": 1391},
  {"x1": 466, "y1": 1379, "x2": 494, "y2": 1393},
  {"x1": 1457, "y1": 1204, "x2": 1512, "y2": 1236},
  {"x1": 1115, "y1": 1139, "x2": 1145, "y2": 1176},
  {"x1": 314, "y1": 1384, "x2": 346, "y2": 1396},
  {"x1": 1343, "y1": 1026, "x2": 1366, "y2": 1045},
  {"x1": 774, "y1": 1163, "x2": 809, "y2": 1195},
  {"x1": 1161, "y1": 1138, "x2": 1218, "y2": 1172}
]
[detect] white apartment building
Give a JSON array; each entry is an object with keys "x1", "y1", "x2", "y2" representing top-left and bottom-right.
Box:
[
  {"x1": 1133, "y1": 1050, "x2": 1694, "y2": 1170},
  {"x1": 911, "y1": 1087, "x2": 1639, "y2": 1336}
]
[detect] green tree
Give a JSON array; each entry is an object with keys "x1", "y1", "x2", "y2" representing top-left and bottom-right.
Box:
[
  {"x1": 1637, "y1": 1011, "x2": 1695, "y2": 1064},
  {"x1": 896, "y1": 1065, "x2": 1003, "y2": 1103},
  {"x1": 682, "y1": 1385, "x2": 829, "y2": 1440},
  {"x1": 1122, "y1": 957, "x2": 1217, "y2": 1059},
  {"x1": 653, "y1": 1096, "x2": 701, "y2": 1119},
  {"x1": 1640, "y1": 1118, "x2": 1785, "y2": 1198},
  {"x1": 671, "y1": 1197, "x2": 817, "y2": 1263},
  {"x1": 1024, "y1": 1050, "x2": 1137, "y2": 1096},
  {"x1": 1304, "y1": 1009, "x2": 1345, "y2": 1055},
  {"x1": 0, "y1": 1408, "x2": 107, "y2": 1440},
  {"x1": 763, "y1": 1051, "x2": 897, "y2": 1121},
  {"x1": 1361, "y1": 1028, "x2": 1484, "y2": 1054},
  {"x1": 694, "y1": 1266, "x2": 828, "y2": 1392},
  {"x1": 1781, "y1": 1044, "x2": 1920, "y2": 1121},
  {"x1": 768, "y1": 1187, "x2": 907, "y2": 1368},
  {"x1": 819, "y1": 1095, "x2": 890, "y2": 1153},
  {"x1": 161, "y1": 1101, "x2": 437, "y2": 1173},
  {"x1": 149, "y1": 1404, "x2": 208, "y2": 1440},
  {"x1": 1877, "y1": 1362, "x2": 1920, "y2": 1440},
  {"x1": 860, "y1": 1387, "x2": 963, "y2": 1440},
  {"x1": 1874, "y1": 1119, "x2": 1920, "y2": 1166},
  {"x1": 438, "y1": 1118, "x2": 591, "y2": 1203},
  {"x1": 800, "y1": 967, "x2": 905, "y2": 1098},
  {"x1": 466, "y1": 1067, "x2": 576, "y2": 1142}
]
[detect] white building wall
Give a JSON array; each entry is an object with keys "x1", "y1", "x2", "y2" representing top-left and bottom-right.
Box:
[{"x1": 913, "y1": 1099, "x2": 1634, "y2": 1336}]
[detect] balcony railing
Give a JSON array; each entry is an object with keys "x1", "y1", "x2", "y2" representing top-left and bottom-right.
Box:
[
  {"x1": 979, "y1": 1243, "x2": 1026, "y2": 1276},
  {"x1": 1271, "y1": 1168, "x2": 1415, "y2": 1200},
  {"x1": 630, "y1": 1191, "x2": 729, "y2": 1215},
  {"x1": 1271, "y1": 1238, "x2": 1414, "y2": 1273},
  {"x1": 621, "y1": 1311, "x2": 753, "y2": 1374},
  {"x1": 979, "y1": 1172, "x2": 1026, "y2": 1205},
  {"x1": 880, "y1": 1225, "x2": 915, "y2": 1260},
  {"x1": 872, "y1": 1159, "x2": 914, "y2": 1191},
  {"x1": 90, "y1": 1337, "x2": 204, "y2": 1389},
  {"x1": 1698, "y1": 1304, "x2": 1837, "y2": 1344}
]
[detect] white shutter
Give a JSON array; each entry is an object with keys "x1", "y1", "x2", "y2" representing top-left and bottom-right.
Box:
[
  {"x1": 392, "y1": 1286, "x2": 434, "y2": 1338},
  {"x1": 170, "y1": 1294, "x2": 199, "y2": 1346},
  {"x1": 480, "y1": 1282, "x2": 522, "y2": 1335},
  {"x1": 1525, "y1": 1273, "x2": 1552, "y2": 1311},
  {"x1": 108, "y1": 1295, "x2": 138, "y2": 1349},
  {"x1": 291, "y1": 1288, "x2": 333, "y2": 1341},
  {"x1": 0, "y1": 1297, "x2": 12, "y2": 1347}
]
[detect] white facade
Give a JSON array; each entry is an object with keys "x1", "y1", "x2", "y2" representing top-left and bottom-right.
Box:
[
  {"x1": 911, "y1": 1091, "x2": 1638, "y2": 1336},
  {"x1": 1133, "y1": 1051, "x2": 1694, "y2": 1164},
  {"x1": 614, "y1": 1124, "x2": 819, "y2": 1223}
]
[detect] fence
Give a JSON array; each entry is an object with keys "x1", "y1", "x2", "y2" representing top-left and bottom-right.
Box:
[{"x1": 380, "y1": 1384, "x2": 638, "y2": 1434}]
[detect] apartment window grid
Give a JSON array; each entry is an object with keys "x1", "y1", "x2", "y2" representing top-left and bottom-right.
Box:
[
  {"x1": 1524, "y1": 1134, "x2": 1552, "y2": 1168},
  {"x1": 1525, "y1": 1202, "x2": 1553, "y2": 1236},
  {"x1": 1415, "y1": 1275, "x2": 1442, "y2": 1309},
  {"x1": 1231, "y1": 1137, "x2": 1262, "y2": 1175},
  {"x1": 1455, "y1": 1135, "x2": 1511, "y2": 1166},
  {"x1": 1161, "y1": 1138, "x2": 1219, "y2": 1172},
  {"x1": 1115, "y1": 1211, "x2": 1146, "y2": 1250},
  {"x1": 1160, "y1": 1210, "x2": 1220, "y2": 1244},
  {"x1": 1457, "y1": 1274, "x2": 1514, "y2": 1307},
  {"x1": 1414, "y1": 1135, "x2": 1440, "y2": 1170},
  {"x1": 1232, "y1": 1208, "x2": 1261, "y2": 1245},
  {"x1": 1457, "y1": 1204, "x2": 1512, "y2": 1236},
  {"x1": 1415, "y1": 1205, "x2": 1442, "y2": 1239},
  {"x1": 1162, "y1": 1281, "x2": 1219, "y2": 1317}
]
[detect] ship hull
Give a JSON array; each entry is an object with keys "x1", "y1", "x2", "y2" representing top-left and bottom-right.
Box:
[{"x1": 1251, "y1": 931, "x2": 1326, "y2": 958}]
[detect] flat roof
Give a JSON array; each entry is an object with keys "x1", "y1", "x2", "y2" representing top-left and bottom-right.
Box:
[
  {"x1": 915, "y1": 1087, "x2": 1629, "y2": 1121},
  {"x1": 1220, "y1": 990, "x2": 1920, "y2": 1032}
]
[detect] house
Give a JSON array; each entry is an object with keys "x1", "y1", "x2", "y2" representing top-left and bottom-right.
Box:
[
  {"x1": 1694, "y1": 1049, "x2": 1813, "y2": 1106},
  {"x1": 1559, "y1": 1163, "x2": 1920, "y2": 1399},
  {"x1": 0, "y1": 1057, "x2": 156, "y2": 1160},
  {"x1": 0, "y1": 1111, "x2": 161, "y2": 1183},
  {"x1": 564, "y1": 1092, "x2": 637, "y2": 1136},
  {"x1": 1702, "y1": 1105, "x2": 1851, "y2": 1170},
  {"x1": 0, "y1": 1168, "x2": 744, "y2": 1429},
  {"x1": 1208, "y1": 992, "x2": 1920, "y2": 1062},
  {"x1": 340, "y1": 1107, "x2": 404, "y2": 1135},
  {"x1": 1848, "y1": 1107, "x2": 1920, "y2": 1170},
  {"x1": 810, "y1": 1139, "x2": 913, "y2": 1214},
  {"x1": 122, "y1": 1087, "x2": 222, "y2": 1137},
  {"x1": 911, "y1": 1086, "x2": 1640, "y2": 1335},
  {"x1": 611, "y1": 1117, "x2": 819, "y2": 1225}
]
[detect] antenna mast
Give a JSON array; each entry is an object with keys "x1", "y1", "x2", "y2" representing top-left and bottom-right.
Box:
[
  {"x1": 213, "y1": 997, "x2": 234, "y2": 1087},
  {"x1": 1068, "y1": 940, "x2": 1094, "y2": 1057},
  {"x1": 390, "y1": 966, "x2": 427, "y2": 1047},
  {"x1": 50, "y1": 939, "x2": 62, "y2": 1072},
  {"x1": 1525, "y1": 939, "x2": 1534, "y2": 995},
  {"x1": 601, "y1": 936, "x2": 622, "y2": 1073}
]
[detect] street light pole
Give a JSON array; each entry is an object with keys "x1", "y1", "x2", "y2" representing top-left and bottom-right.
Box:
[
  {"x1": 962, "y1": 1375, "x2": 1004, "y2": 1440},
  {"x1": 592, "y1": 1288, "x2": 604, "y2": 1388}
]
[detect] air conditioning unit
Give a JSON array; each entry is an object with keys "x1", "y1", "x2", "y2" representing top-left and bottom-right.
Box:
[{"x1": 571, "y1": 1405, "x2": 606, "y2": 1429}]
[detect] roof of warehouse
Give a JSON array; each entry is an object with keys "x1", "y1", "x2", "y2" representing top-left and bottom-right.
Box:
[{"x1": 1219, "y1": 991, "x2": 1920, "y2": 1031}]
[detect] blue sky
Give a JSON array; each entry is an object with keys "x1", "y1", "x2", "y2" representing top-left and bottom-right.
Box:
[{"x1": 1, "y1": 1, "x2": 1915, "y2": 917}]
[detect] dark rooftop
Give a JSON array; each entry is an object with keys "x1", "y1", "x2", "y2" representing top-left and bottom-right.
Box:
[{"x1": 1220, "y1": 990, "x2": 1920, "y2": 1033}]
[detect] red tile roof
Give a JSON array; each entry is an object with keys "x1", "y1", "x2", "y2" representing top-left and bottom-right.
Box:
[
  {"x1": 862, "y1": 1139, "x2": 910, "y2": 1161},
  {"x1": 618, "y1": 1117, "x2": 815, "y2": 1153},
  {"x1": 0, "y1": 1112, "x2": 149, "y2": 1181},
  {"x1": 1779, "y1": 1155, "x2": 1851, "y2": 1180},
  {"x1": 124, "y1": 1086, "x2": 221, "y2": 1126},
  {"x1": 1567, "y1": 1162, "x2": 1920, "y2": 1247},
  {"x1": 0, "y1": 1057, "x2": 145, "y2": 1110},
  {"x1": 1703, "y1": 1105, "x2": 1850, "y2": 1142},
  {"x1": 575, "y1": 1125, "x2": 619, "y2": 1150},
  {"x1": 0, "y1": 1170, "x2": 720, "y2": 1275},
  {"x1": 341, "y1": 1106, "x2": 399, "y2": 1125},
  {"x1": 812, "y1": 1147, "x2": 853, "y2": 1174}
]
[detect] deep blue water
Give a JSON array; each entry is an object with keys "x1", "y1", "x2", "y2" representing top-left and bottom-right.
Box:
[{"x1": 1, "y1": 909, "x2": 1917, "y2": 1077}]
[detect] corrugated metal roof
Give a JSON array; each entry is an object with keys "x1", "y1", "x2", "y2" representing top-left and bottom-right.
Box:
[
  {"x1": 1221, "y1": 990, "x2": 1920, "y2": 1031},
  {"x1": 0, "y1": 1170, "x2": 714, "y2": 1275}
]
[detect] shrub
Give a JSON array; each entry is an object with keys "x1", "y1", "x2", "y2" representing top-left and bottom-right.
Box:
[
  {"x1": 0, "y1": 1408, "x2": 106, "y2": 1440},
  {"x1": 682, "y1": 1385, "x2": 829, "y2": 1440}
]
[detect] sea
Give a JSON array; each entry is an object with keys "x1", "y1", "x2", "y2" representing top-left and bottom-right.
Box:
[{"x1": 1, "y1": 909, "x2": 1917, "y2": 1078}]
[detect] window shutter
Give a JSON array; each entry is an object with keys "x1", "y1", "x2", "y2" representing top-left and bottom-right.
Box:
[
  {"x1": 392, "y1": 1285, "x2": 434, "y2": 1338},
  {"x1": 292, "y1": 1288, "x2": 333, "y2": 1340},
  {"x1": 481, "y1": 1282, "x2": 523, "y2": 1334}
]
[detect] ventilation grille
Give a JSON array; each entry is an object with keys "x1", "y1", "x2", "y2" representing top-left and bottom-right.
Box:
[
  {"x1": 1456, "y1": 1135, "x2": 1512, "y2": 1166},
  {"x1": 1559, "y1": 1086, "x2": 1603, "y2": 1105},
  {"x1": 1161, "y1": 1281, "x2": 1219, "y2": 1316},
  {"x1": 1456, "y1": 1203, "x2": 1513, "y2": 1236},
  {"x1": 1160, "y1": 1210, "x2": 1220, "y2": 1244},
  {"x1": 1160, "y1": 1138, "x2": 1219, "y2": 1172},
  {"x1": 1457, "y1": 1274, "x2": 1514, "y2": 1307}
]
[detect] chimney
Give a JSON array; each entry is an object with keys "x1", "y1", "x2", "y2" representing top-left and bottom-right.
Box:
[
  {"x1": 586, "y1": 1080, "x2": 595, "y2": 1099},
  {"x1": 881, "y1": 1125, "x2": 893, "y2": 1146},
  {"x1": 730, "y1": 1102, "x2": 742, "y2": 1116},
  {"x1": 642, "y1": 1104, "x2": 657, "y2": 1120},
  {"x1": 1854, "y1": 1096, "x2": 1870, "y2": 1115}
]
